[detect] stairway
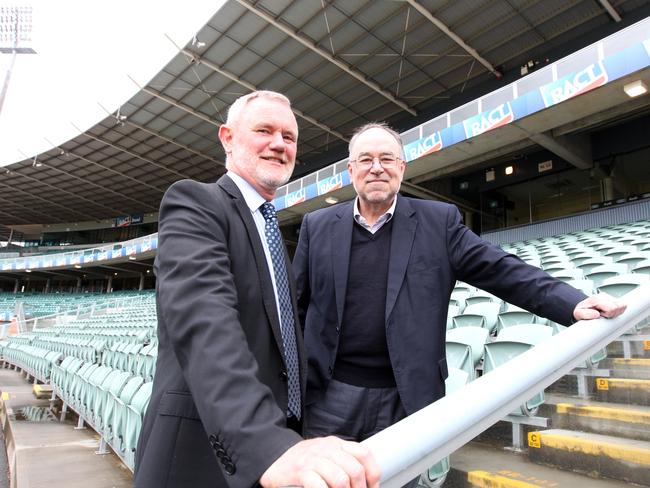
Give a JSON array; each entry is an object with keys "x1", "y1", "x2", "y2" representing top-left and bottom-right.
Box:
[{"x1": 445, "y1": 324, "x2": 650, "y2": 487}]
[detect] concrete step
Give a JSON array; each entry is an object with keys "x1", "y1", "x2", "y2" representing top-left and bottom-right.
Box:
[
  {"x1": 594, "y1": 377, "x2": 650, "y2": 405},
  {"x1": 446, "y1": 441, "x2": 635, "y2": 488},
  {"x1": 542, "y1": 393, "x2": 650, "y2": 441},
  {"x1": 526, "y1": 428, "x2": 650, "y2": 486},
  {"x1": 607, "y1": 336, "x2": 650, "y2": 358},
  {"x1": 0, "y1": 368, "x2": 132, "y2": 487},
  {"x1": 603, "y1": 357, "x2": 650, "y2": 379}
]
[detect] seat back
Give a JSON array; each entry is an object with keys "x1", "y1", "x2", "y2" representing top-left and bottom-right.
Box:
[
  {"x1": 496, "y1": 324, "x2": 554, "y2": 346},
  {"x1": 446, "y1": 326, "x2": 488, "y2": 367},
  {"x1": 445, "y1": 343, "x2": 474, "y2": 380}
]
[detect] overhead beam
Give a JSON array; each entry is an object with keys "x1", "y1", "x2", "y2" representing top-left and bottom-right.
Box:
[
  {"x1": 598, "y1": 0, "x2": 622, "y2": 22},
  {"x1": 55, "y1": 143, "x2": 166, "y2": 194},
  {"x1": 409, "y1": 138, "x2": 537, "y2": 184},
  {"x1": 78, "y1": 131, "x2": 199, "y2": 177},
  {"x1": 180, "y1": 47, "x2": 349, "y2": 143},
  {"x1": 128, "y1": 76, "x2": 221, "y2": 127},
  {"x1": 45, "y1": 154, "x2": 160, "y2": 211},
  {"x1": 0, "y1": 180, "x2": 95, "y2": 222},
  {"x1": 3, "y1": 167, "x2": 125, "y2": 217},
  {"x1": 400, "y1": 181, "x2": 479, "y2": 214},
  {"x1": 233, "y1": 0, "x2": 417, "y2": 116},
  {"x1": 122, "y1": 118, "x2": 224, "y2": 168},
  {"x1": 527, "y1": 131, "x2": 592, "y2": 170},
  {"x1": 405, "y1": 0, "x2": 502, "y2": 79}
]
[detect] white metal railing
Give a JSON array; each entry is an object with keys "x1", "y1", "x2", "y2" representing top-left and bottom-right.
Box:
[
  {"x1": 363, "y1": 283, "x2": 650, "y2": 488},
  {"x1": 10, "y1": 293, "x2": 155, "y2": 334},
  {"x1": 0, "y1": 233, "x2": 157, "y2": 272}
]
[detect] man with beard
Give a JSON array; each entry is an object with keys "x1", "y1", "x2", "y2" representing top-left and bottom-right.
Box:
[{"x1": 135, "y1": 91, "x2": 380, "y2": 488}]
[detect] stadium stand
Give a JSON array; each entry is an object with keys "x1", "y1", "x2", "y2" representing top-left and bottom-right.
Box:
[
  {"x1": 1, "y1": 2, "x2": 649, "y2": 486},
  {"x1": 0, "y1": 219, "x2": 647, "y2": 485}
]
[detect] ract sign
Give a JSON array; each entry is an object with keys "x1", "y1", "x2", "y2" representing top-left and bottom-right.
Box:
[
  {"x1": 404, "y1": 131, "x2": 443, "y2": 161},
  {"x1": 463, "y1": 102, "x2": 514, "y2": 138},
  {"x1": 285, "y1": 188, "x2": 306, "y2": 207},
  {"x1": 318, "y1": 174, "x2": 343, "y2": 195},
  {"x1": 540, "y1": 62, "x2": 608, "y2": 107}
]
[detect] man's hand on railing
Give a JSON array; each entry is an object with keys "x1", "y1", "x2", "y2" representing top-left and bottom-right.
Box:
[
  {"x1": 260, "y1": 436, "x2": 381, "y2": 488},
  {"x1": 573, "y1": 293, "x2": 627, "y2": 321}
]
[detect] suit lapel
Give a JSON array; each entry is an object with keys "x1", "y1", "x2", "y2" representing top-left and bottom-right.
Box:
[
  {"x1": 386, "y1": 195, "x2": 417, "y2": 320},
  {"x1": 332, "y1": 202, "x2": 354, "y2": 328},
  {"x1": 217, "y1": 175, "x2": 285, "y2": 353}
]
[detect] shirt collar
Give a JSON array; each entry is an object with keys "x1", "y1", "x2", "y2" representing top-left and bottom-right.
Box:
[
  {"x1": 227, "y1": 171, "x2": 268, "y2": 212},
  {"x1": 353, "y1": 195, "x2": 398, "y2": 225}
]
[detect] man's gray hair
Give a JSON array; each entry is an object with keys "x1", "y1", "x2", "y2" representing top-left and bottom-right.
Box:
[
  {"x1": 226, "y1": 90, "x2": 292, "y2": 127},
  {"x1": 348, "y1": 122, "x2": 405, "y2": 159}
]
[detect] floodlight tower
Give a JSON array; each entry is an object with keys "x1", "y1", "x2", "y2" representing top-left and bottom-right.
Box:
[{"x1": 0, "y1": 5, "x2": 36, "y2": 116}]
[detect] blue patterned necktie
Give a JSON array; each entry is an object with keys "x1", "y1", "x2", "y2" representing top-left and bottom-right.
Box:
[{"x1": 259, "y1": 202, "x2": 301, "y2": 419}]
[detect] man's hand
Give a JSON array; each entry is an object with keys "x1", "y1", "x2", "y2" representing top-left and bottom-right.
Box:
[
  {"x1": 573, "y1": 293, "x2": 627, "y2": 321},
  {"x1": 259, "y1": 436, "x2": 381, "y2": 488}
]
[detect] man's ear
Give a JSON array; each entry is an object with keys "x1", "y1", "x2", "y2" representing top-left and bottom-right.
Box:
[{"x1": 218, "y1": 125, "x2": 233, "y2": 154}]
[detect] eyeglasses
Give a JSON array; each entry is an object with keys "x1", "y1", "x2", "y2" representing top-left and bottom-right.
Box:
[{"x1": 349, "y1": 155, "x2": 402, "y2": 169}]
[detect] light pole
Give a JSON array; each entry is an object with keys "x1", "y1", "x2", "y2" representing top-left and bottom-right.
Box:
[{"x1": 0, "y1": 5, "x2": 36, "y2": 117}]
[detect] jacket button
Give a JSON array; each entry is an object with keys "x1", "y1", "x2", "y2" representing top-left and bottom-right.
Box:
[
  {"x1": 279, "y1": 370, "x2": 288, "y2": 381},
  {"x1": 209, "y1": 434, "x2": 217, "y2": 443},
  {"x1": 224, "y1": 462, "x2": 236, "y2": 475},
  {"x1": 216, "y1": 448, "x2": 226, "y2": 458}
]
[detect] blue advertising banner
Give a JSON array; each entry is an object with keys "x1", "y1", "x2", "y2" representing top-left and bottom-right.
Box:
[
  {"x1": 404, "y1": 130, "x2": 444, "y2": 161},
  {"x1": 539, "y1": 62, "x2": 608, "y2": 108},
  {"x1": 463, "y1": 102, "x2": 514, "y2": 139},
  {"x1": 318, "y1": 174, "x2": 344, "y2": 195}
]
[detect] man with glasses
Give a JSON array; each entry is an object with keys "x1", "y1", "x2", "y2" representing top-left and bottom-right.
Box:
[{"x1": 293, "y1": 122, "x2": 625, "y2": 449}]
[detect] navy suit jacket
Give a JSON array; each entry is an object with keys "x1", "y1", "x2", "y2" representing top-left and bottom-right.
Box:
[
  {"x1": 135, "y1": 175, "x2": 306, "y2": 488},
  {"x1": 293, "y1": 195, "x2": 586, "y2": 415}
]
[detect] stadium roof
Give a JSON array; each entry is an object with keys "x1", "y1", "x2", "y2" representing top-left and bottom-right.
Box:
[{"x1": 1, "y1": 0, "x2": 649, "y2": 226}]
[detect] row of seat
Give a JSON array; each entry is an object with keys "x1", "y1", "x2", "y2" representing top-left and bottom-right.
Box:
[
  {"x1": 1, "y1": 342, "x2": 62, "y2": 380},
  {"x1": 443, "y1": 219, "x2": 650, "y2": 418},
  {"x1": 52, "y1": 358, "x2": 152, "y2": 469}
]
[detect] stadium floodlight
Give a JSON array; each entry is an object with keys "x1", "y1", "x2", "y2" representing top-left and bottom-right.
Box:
[
  {"x1": 0, "y1": 6, "x2": 35, "y2": 53},
  {"x1": 0, "y1": 5, "x2": 36, "y2": 116}
]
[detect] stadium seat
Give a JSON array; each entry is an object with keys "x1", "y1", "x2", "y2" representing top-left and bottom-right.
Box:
[
  {"x1": 92, "y1": 369, "x2": 131, "y2": 428},
  {"x1": 446, "y1": 326, "x2": 489, "y2": 379},
  {"x1": 464, "y1": 289, "x2": 502, "y2": 307},
  {"x1": 452, "y1": 302, "x2": 501, "y2": 332},
  {"x1": 496, "y1": 311, "x2": 537, "y2": 332},
  {"x1": 446, "y1": 304, "x2": 460, "y2": 330},
  {"x1": 497, "y1": 324, "x2": 554, "y2": 344},
  {"x1": 616, "y1": 251, "x2": 650, "y2": 271},
  {"x1": 603, "y1": 245, "x2": 639, "y2": 261},
  {"x1": 597, "y1": 273, "x2": 649, "y2": 297},
  {"x1": 570, "y1": 252, "x2": 603, "y2": 267},
  {"x1": 445, "y1": 342, "x2": 473, "y2": 379},
  {"x1": 548, "y1": 268, "x2": 584, "y2": 281},
  {"x1": 585, "y1": 263, "x2": 628, "y2": 288},
  {"x1": 485, "y1": 325, "x2": 553, "y2": 416},
  {"x1": 104, "y1": 375, "x2": 144, "y2": 443},
  {"x1": 123, "y1": 381, "x2": 154, "y2": 469},
  {"x1": 632, "y1": 259, "x2": 650, "y2": 276}
]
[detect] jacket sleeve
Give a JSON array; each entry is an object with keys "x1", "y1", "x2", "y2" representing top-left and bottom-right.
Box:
[
  {"x1": 445, "y1": 205, "x2": 587, "y2": 325},
  {"x1": 155, "y1": 180, "x2": 301, "y2": 488}
]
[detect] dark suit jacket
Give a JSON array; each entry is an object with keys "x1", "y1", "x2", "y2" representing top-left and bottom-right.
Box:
[
  {"x1": 135, "y1": 175, "x2": 306, "y2": 488},
  {"x1": 293, "y1": 195, "x2": 586, "y2": 415}
]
